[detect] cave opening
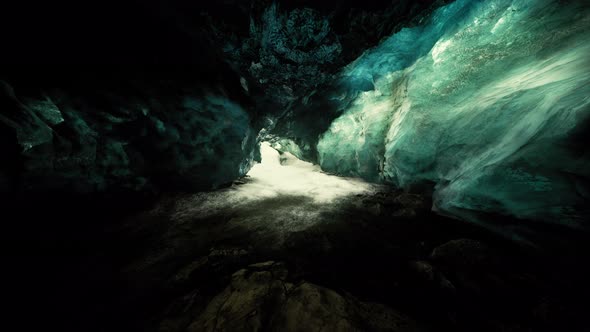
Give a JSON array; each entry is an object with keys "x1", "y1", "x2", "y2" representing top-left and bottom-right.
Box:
[{"x1": 244, "y1": 141, "x2": 375, "y2": 203}]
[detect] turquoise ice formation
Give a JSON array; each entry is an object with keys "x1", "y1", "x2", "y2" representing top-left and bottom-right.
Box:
[{"x1": 317, "y1": 0, "x2": 590, "y2": 230}]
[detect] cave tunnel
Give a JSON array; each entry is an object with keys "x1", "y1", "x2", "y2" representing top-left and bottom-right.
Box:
[{"x1": 2, "y1": 0, "x2": 590, "y2": 331}]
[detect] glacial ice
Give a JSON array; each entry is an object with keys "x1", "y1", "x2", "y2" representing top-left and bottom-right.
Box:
[{"x1": 317, "y1": 0, "x2": 590, "y2": 229}]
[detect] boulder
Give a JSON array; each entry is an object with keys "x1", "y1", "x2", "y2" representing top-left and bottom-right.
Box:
[{"x1": 188, "y1": 261, "x2": 428, "y2": 332}]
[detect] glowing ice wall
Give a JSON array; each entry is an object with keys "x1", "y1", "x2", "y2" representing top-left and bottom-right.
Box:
[{"x1": 318, "y1": 0, "x2": 590, "y2": 229}]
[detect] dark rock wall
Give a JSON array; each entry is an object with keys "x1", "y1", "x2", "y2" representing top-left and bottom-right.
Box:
[{"x1": 0, "y1": 72, "x2": 258, "y2": 195}]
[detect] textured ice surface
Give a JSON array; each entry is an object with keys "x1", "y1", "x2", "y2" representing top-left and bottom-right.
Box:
[
  {"x1": 318, "y1": 0, "x2": 590, "y2": 228},
  {"x1": 226, "y1": 3, "x2": 342, "y2": 111}
]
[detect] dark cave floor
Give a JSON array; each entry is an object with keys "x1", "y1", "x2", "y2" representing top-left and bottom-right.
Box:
[
  {"x1": 8, "y1": 169, "x2": 589, "y2": 331},
  {"x1": 54, "y1": 179, "x2": 587, "y2": 332}
]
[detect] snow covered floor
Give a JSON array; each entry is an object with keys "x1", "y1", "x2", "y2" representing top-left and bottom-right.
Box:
[
  {"x1": 162, "y1": 142, "x2": 380, "y2": 248},
  {"x1": 245, "y1": 142, "x2": 375, "y2": 204},
  {"x1": 171, "y1": 142, "x2": 377, "y2": 217}
]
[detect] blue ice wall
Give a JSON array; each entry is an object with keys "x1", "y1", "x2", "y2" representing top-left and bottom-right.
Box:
[{"x1": 317, "y1": 0, "x2": 590, "y2": 230}]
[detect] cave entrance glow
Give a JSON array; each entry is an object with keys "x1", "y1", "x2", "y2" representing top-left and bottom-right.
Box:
[
  {"x1": 171, "y1": 142, "x2": 377, "y2": 225},
  {"x1": 245, "y1": 142, "x2": 374, "y2": 203},
  {"x1": 172, "y1": 142, "x2": 381, "y2": 240}
]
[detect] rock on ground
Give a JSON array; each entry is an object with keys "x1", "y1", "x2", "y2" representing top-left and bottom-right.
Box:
[{"x1": 186, "y1": 261, "x2": 427, "y2": 332}]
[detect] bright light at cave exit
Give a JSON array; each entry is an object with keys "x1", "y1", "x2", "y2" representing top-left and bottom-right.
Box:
[
  {"x1": 177, "y1": 142, "x2": 376, "y2": 220},
  {"x1": 244, "y1": 142, "x2": 374, "y2": 203}
]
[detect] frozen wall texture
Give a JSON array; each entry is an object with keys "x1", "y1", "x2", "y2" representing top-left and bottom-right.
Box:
[
  {"x1": 0, "y1": 78, "x2": 258, "y2": 194},
  {"x1": 316, "y1": 0, "x2": 590, "y2": 232}
]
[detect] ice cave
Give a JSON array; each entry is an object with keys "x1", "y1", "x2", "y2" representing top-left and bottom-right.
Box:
[{"x1": 1, "y1": 0, "x2": 590, "y2": 331}]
